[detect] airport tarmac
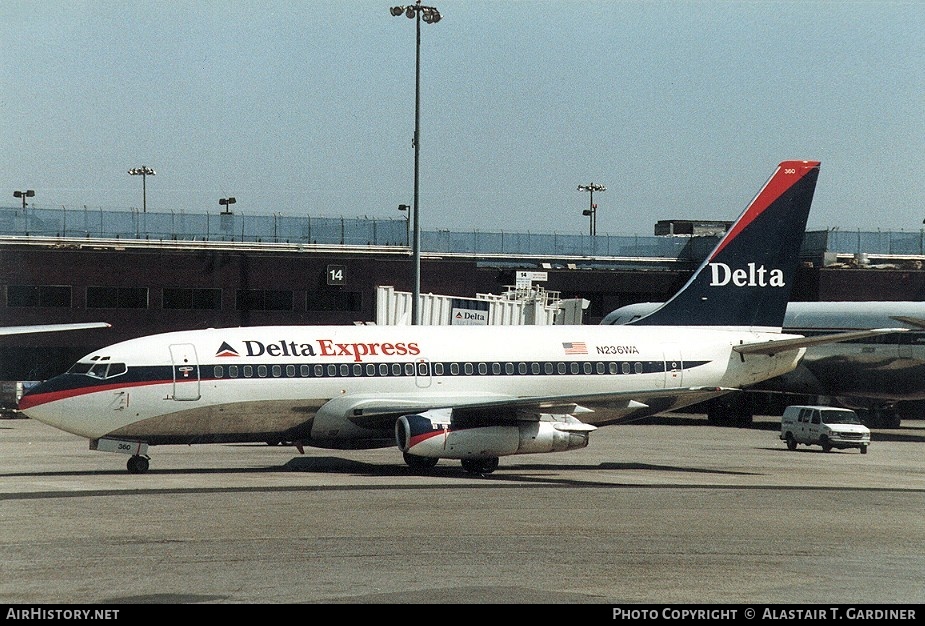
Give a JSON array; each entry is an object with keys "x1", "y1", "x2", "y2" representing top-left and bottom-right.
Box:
[{"x1": 1, "y1": 414, "x2": 923, "y2": 606}]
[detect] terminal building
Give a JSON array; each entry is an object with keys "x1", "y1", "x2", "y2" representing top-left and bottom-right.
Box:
[{"x1": 3, "y1": 204, "x2": 925, "y2": 385}]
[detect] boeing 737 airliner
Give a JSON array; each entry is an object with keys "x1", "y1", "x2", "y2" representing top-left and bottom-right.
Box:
[{"x1": 19, "y1": 161, "x2": 903, "y2": 474}]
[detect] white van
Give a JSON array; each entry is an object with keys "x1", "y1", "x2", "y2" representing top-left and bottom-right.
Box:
[{"x1": 780, "y1": 405, "x2": 870, "y2": 454}]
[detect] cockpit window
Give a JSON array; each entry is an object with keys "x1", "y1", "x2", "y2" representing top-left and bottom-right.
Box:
[
  {"x1": 70, "y1": 360, "x2": 127, "y2": 380},
  {"x1": 68, "y1": 362, "x2": 94, "y2": 375},
  {"x1": 107, "y1": 362, "x2": 127, "y2": 377},
  {"x1": 88, "y1": 362, "x2": 109, "y2": 379}
]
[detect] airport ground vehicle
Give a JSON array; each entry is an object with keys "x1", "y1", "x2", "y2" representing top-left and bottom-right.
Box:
[{"x1": 780, "y1": 405, "x2": 870, "y2": 453}]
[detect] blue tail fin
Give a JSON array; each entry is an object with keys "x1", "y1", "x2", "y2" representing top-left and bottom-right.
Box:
[{"x1": 629, "y1": 160, "x2": 820, "y2": 329}]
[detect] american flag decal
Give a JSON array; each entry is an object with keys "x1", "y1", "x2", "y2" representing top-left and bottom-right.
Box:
[{"x1": 562, "y1": 341, "x2": 588, "y2": 355}]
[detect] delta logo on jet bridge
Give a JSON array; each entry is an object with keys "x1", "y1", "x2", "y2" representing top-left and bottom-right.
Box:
[{"x1": 215, "y1": 339, "x2": 422, "y2": 363}]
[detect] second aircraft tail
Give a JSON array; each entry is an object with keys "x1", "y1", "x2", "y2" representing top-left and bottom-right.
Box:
[{"x1": 629, "y1": 160, "x2": 820, "y2": 330}]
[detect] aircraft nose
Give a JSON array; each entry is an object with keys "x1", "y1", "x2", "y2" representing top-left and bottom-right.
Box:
[
  {"x1": 16, "y1": 374, "x2": 94, "y2": 438},
  {"x1": 18, "y1": 377, "x2": 63, "y2": 414}
]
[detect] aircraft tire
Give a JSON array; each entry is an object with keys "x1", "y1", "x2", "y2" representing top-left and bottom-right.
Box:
[
  {"x1": 882, "y1": 415, "x2": 901, "y2": 429},
  {"x1": 461, "y1": 457, "x2": 499, "y2": 475},
  {"x1": 127, "y1": 455, "x2": 149, "y2": 474},
  {"x1": 402, "y1": 452, "x2": 439, "y2": 470}
]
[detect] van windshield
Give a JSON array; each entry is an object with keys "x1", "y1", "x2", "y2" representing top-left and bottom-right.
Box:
[{"x1": 821, "y1": 410, "x2": 862, "y2": 425}]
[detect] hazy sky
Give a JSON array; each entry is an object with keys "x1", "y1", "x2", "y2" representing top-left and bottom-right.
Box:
[{"x1": 2, "y1": 1, "x2": 923, "y2": 236}]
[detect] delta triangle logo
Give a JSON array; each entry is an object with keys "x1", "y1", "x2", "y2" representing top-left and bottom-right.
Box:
[{"x1": 216, "y1": 341, "x2": 239, "y2": 357}]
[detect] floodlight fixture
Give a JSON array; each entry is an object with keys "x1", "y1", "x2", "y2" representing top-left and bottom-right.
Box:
[
  {"x1": 128, "y1": 166, "x2": 156, "y2": 212},
  {"x1": 13, "y1": 189, "x2": 35, "y2": 210}
]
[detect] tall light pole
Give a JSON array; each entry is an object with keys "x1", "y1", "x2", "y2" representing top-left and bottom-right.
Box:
[
  {"x1": 128, "y1": 166, "x2": 156, "y2": 213},
  {"x1": 13, "y1": 190, "x2": 35, "y2": 210},
  {"x1": 391, "y1": 1, "x2": 441, "y2": 325},
  {"x1": 220, "y1": 197, "x2": 236, "y2": 214},
  {"x1": 578, "y1": 183, "x2": 606, "y2": 237}
]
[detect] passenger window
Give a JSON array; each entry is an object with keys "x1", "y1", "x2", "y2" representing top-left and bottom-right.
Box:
[
  {"x1": 433, "y1": 362, "x2": 444, "y2": 376},
  {"x1": 300, "y1": 365, "x2": 310, "y2": 377},
  {"x1": 257, "y1": 365, "x2": 268, "y2": 378},
  {"x1": 229, "y1": 365, "x2": 238, "y2": 378},
  {"x1": 214, "y1": 366, "x2": 224, "y2": 378},
  {"x1": 366, "y1": 364, "x2": 376, "y2": 377},
  {"x1": 570, "y1": 363, "x2": 579, "y2": 375},
  {"x1": 272, "y1": 365, "x2": 281, "y2": 377},
  {"x1": 491, "y1": 363, "x2": 501, "y2": 375},
  {"x1": 531, "y1": 362, "x2": 540, "y2": 375},
  {"x1": 243, "y1": 366, "x2": 253, "y2": 378},
  {"x1": 811, "y1": 411, "x2": 820, "y2": 425},
  {"x1": 478, "y1": 363, "x2": 488, "y2": 375},
  {"x1": 450, "y1": 362, "x2": 460, "y2": 375},
  {"x1": 286, "y1": 365, "x2": 296, "y2": 377},
  {"x1": 634, "y1": 362, "x2": 643, "y2": 374}
]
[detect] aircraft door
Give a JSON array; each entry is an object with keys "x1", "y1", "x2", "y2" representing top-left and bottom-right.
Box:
[
  {"x1": 663, "y1": 344, "x2": 683, "y2": 388},
  {"x1": 169, "y1": 343, "x2": 201, "y2": 401}
]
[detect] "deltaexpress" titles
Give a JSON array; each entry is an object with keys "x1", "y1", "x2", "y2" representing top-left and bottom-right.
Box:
[{"x1": 240, "y1": 339, "x2": 420, "y2": 363}]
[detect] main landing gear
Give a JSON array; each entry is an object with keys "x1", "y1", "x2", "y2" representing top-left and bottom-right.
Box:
[
  {"x1": 460, "y1": 457, "x2": 499, "y2": 475},
  {"x1": 401, "y1": 452, "x2": 501, "y2": 475}
]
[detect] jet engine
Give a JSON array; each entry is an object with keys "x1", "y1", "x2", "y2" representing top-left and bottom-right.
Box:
[{"x1": 394, "y1": 409, "x2": 594, "y2": 461}]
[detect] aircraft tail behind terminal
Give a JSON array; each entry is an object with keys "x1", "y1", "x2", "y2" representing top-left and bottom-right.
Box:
[{"x1": 629, "y1": 161, "x2": 820, "y2": 330}]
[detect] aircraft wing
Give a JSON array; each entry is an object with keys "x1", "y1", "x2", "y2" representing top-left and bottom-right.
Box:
[
  {"x1": 0, "y1": 322, "x2": 111, "y2": 337},
  {"x1": 733, "y1": 327, "x2": 908, "y2": 356},
  {"x1": 340, "y1": 385, "x2": 737, "y2": 430}
]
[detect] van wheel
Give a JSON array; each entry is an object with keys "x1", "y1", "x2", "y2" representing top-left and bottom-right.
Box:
[
  {"x1": 785, "y1": 433, "x2": 797, "y2": 451},
  {"x1": 860, "y1": 446, "x2": 868, "y2": 455},
  {"x1": 820, "y1": 436, "x2": 832, "y2": 453}
]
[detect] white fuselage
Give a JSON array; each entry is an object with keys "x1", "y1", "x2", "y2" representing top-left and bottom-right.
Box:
[{"x1": 20, "y1": 324, "x2": 804, "y2": 447}]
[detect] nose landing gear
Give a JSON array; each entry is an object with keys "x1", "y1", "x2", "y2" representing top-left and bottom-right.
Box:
[{"x1": 127, "y1": 455, "x2": 150, "y2": 474}]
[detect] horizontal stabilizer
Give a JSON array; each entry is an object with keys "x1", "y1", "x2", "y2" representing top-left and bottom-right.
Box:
[
  {"x1": 733, "y1": 327, "x2": 908, "y2": 356},
  {"x1": 890, "y1": 315, "x2": 925, "y2": 330}
]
